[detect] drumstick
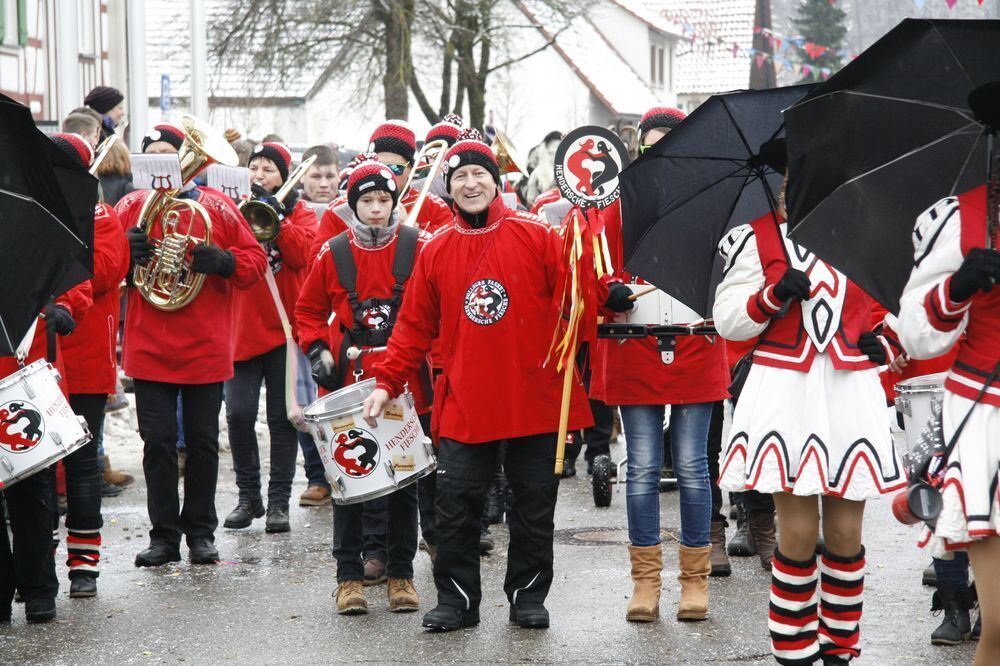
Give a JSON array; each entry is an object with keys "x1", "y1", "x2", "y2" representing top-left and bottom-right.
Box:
[
  {"x1": 628, "y1": 285, "x2": 659, "y2": 301},
  {"x1": 346, "y1": 346, "x2": 387, "y2": 361}
]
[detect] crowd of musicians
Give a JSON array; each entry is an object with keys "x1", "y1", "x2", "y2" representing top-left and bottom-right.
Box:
[{"x1": 1, "y1": 82, "x2": 999, "y2": 666}]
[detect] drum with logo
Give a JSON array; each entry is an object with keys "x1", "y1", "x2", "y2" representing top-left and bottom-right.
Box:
[
  {"x1": 894, "y1": 372, "x2": 947, "y2": 463},
  {"x1": 303, "y1": 378, "x2": 435, "y2": 505},
  {"x1": 0, "y1": 360, "x2": 91, "y2": 489}
]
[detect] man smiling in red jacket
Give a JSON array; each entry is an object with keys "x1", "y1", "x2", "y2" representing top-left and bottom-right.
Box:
[{"x1": 363, "y1": 131, "x2": 592, "y2": 632}]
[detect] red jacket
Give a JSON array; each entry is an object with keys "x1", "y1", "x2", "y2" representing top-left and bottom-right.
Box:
[
  {"x1": 310, "y1": 189, "x2": 453, "y2": 261},
  {"x1": 589, "y1": 201, "x2": 729, "y2": 406},
  {"x1": 232, "y1": 199, "x2": 317, "y2": 361},
  {"x1": 116, "y1": 187, "x2": 268, "y2": 384},
  {"x1": 0, "y1": 283, "x2": 93, "y2": 399},
  {"x1": 295, "y1": 227, "x2": 431, "y2": 413},
  {"x1": 61, "y1": 204, "x2": 130, "y2": 394},
  {"x1": 372, "y1": 196, "x2": 593, "y2": 443}
]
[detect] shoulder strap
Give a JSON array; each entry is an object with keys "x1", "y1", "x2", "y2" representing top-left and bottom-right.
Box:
[
  {"x1": 391, "y1": 226, "x2": 420, "y2": 286},
  {"x1": 328, "y1": 231, "x2": 358, "y2": 295}
]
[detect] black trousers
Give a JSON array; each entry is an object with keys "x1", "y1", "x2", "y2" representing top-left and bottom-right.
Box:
[
  {"x1": 333, "y1": 483, "x2": 418, "y2": 582},
  {"x1": 1, "y1": 468, "x2": 58, "y2": 605},
  {"x1": 434, "y1": 435, "x2": 560, "y2": 612},
  {"x1": 225, "y1": 345, "x2": 298, "y2": 507},
  {"x1": 706, "y1": 400, "x2": 726, "y2": 524},
  {"x1": 134, "y1": 379, "x2": 223, "y2": 545},
  {"x1": 65, "y1": 394, "x2": 105, "y2": 577}
]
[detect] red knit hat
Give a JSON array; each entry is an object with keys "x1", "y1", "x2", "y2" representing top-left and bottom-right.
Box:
[
  {"x1": 425, "y1": 113, "x2": 464, "y2": 147},
  {"x1": 142, "y1": 124, "x2": 185, "y2": 153},
  {"x1": 347, "y1": 159, "x2": 399, "y2": 213},
  {"x1": 51, "y1": 133, "x2": 94, "y2": 169},
  {"x1": 368, "y1": 120, "x2": 416, "y2": 163},
  {"x1": 249, "y1": 141, "x2": 293, "y2": 182},
  {"x1": 639, "y1": 106, "x2": 687, "y2": 139},
  {"x1": 443, "y1": 128, "x2": 499, "y2": 190}
]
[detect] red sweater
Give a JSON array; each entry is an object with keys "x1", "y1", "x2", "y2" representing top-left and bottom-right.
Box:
[
  {"x1": 61, "y1": 204, "x2": 130, "y2": 394},
  {"x1": 115, "y1": 188, "x2": 268, "y2": 384},
  {"x1": 295, "y1": 228, "x2": 431, "y2": 413},
  {"x1": 589, "y1": 201, "x2": 729, "y2": 406},
  {"x1": 232, "y1": 200, "x2": 317, "y2": 361},
  {"x1": 372, "y1": 196, "x2": 592, "y2": 443}
]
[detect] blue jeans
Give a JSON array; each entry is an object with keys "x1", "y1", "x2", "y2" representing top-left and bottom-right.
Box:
[{"x1": 621, "y1": 403, "x2": 713, "y2": 547}]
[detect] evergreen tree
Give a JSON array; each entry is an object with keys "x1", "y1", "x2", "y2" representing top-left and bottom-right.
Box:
[{"x1": 793, "y1": 0, "x2": 847, "y2": 82}]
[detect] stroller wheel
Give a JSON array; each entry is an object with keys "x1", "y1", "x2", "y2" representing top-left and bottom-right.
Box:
[{"x1": 592, "y1": 455, "x2": 613, "y2": 507}]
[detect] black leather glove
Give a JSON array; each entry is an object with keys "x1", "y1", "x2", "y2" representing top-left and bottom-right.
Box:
[
  {"x1": 773, "y1": 268, "x2": 811, "y2": 303},
  {"x1": 307, "y1": 341, "x2": 339, "y2": 391},
  {"x1": 857, "y1": 332, "x2": 887, "y2": 365},
  {"x1": 126, "y1": 226, "x2": 154, "y2": 266},
  {"x1": 43, "y1": 303, "x2": 76, "y2": 336},
  {"x1": 604, "y1": 283, "x2": 635, "y2": 313},
  {"x1": 190, "y1": 245, "x2": 236, "y2": 277},
  {"x1": 251, "y1": 183, "x2": 291, "y2": 220},
  {"x1": 948, "y1": 248, "x2": 1000, "y2": 302}
]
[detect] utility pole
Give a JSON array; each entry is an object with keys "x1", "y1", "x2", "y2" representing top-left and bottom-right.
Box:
[
  {"x1": 125, "y1": 0, "x2": 148, "y2": 150},
  {"x1": 190, "y1": 0, "x2": 209, "y2": 119}
]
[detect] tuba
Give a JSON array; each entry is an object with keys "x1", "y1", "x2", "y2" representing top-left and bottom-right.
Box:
[
  {"x1": 240, "y1": 154, "x2": 317, "y2": 242},
  {"x1": 491, "y1": 130, "x2": 528, "y2": 176},
  {"x1": 133, "y1": 115, "x2": 239, "y2": 311}
]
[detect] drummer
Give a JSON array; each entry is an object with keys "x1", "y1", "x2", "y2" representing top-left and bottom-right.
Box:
[{"x1": 295, "y1": 156, "x2": 430, "y2": 616}]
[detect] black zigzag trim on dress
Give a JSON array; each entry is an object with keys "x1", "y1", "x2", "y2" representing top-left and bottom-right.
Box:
[
  {"x1": 946, "y1": 458, "x2": 1000, "y2": 523},
  {"x1": 742, "y1": 432, "x2": 902, "y2": 488}
]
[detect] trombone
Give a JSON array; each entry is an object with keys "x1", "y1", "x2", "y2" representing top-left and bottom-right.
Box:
[
  {"x1": 400, "y1": 139, "x2": 449, "y2": 228},
  {"x1": 240, "y1": 154, "x2": 318, "y2": 242}
]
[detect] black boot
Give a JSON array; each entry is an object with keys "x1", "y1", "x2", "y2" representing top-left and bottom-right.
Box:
[
  {"x1": 727, "y1": 503, "x2": 756, "y2": 557},
  {"x1": 134, "y1": 542, "x2": 181, "y2": 567},
  {"x1": 188, "y1": 537, "x2": 219, "y2": 565},
  {"x1": 265, "y1": 506, "x2": 290, "y2": 533},
  {"x1": 69, "y1": 575, "x2": 97, "y2": 598},
  {"x1": 930, "y1": 580, "x2": 972, "y2": 645},
  {"x1": 509, "y1": 601, "x2": 550, "y2": 628},
  {"x1": 422, "y1": 604, "x2": 480, "y2": 631},
  {"x1": 485, "y1": 473, "x2": 505, "y2": 524},
  {"x1": 479, "y1": 522, "x2": 495, "y2": 554},
  {"x1": 223, "y1": 498, "x2": 265, "y2": 529},
  {"x1": 25, "y1": 598, "x2": 56, "y2": 623}
]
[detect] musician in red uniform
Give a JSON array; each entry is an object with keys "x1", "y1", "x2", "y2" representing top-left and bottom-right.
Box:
[
  {"x1": 363, "y1": 134, "x2": 592, "y2": 631},
  {"x1": 296, "y1": 158, "x2": 427, "y2": 616},
  {"x1": 49, "y1": 134, "x2": 130, "y2": 599},
  {"x1": 220, "y1": 142, "x2": 317, "y2": 534},
  {"x1": 116, "y1": 124, "x2": 267, "y2": 568}
]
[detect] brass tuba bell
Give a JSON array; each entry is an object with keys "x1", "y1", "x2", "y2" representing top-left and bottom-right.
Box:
[
  {"x1": 491, "y1": 130, "x2": 528, "y2": 176},
  {"x1": 132, "y1": 115, "x2": 239, "y2": 311},
  {"x1": 240, "y1": 154, "x2": 317, "y2": 242}
]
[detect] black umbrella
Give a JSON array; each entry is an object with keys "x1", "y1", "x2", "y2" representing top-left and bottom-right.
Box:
[
  {"x1": 620, "y1": 84, "x2": 815, "y2": 317},
  {"x1": 0, "y1": 94, "x2": 95, "y2": 356},
  {"x1": 784, "y1": 19, "x2": 1000, "y2": 313}
]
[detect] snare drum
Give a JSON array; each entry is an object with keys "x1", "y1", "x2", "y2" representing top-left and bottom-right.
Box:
[
  {"x1": 597, "y1": 288, "x2": 701, "y2": 339},
  {"x1": 0, "y1": 360, "x2": 91, "y2": 489},
  {"x1": 894, "y1": 372, "x2": 946, "y2": 463},
  {"x1": 303, "y1": 378, "x2": 435, "y2": 505}
]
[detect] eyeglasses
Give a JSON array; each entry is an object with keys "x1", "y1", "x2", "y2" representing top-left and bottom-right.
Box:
[{"x1": 383, "y1": 162, "x2": 410, "y2": 176}]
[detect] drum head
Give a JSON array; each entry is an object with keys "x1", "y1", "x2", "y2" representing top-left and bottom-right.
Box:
[
  {"x1": 304, "y1": 378, "x2": 377, "y2": 421},
  {"x1": 895, "y1": 372, "x2": 948, "y2": 395}
]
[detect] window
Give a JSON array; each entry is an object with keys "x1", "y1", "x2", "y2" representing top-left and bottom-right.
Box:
[
  {"x1": 78, "y1": 0, "x2": 96, "y2": 55},
  {"x1": 650, "y1": 45, "x2": 656, "y2": 84},
  {"x1": 1, "y1": 0, "x2": 27, "y2": 47},
  {"x1": 657, "y1": 47, "x2": 665, "y2": 85}
]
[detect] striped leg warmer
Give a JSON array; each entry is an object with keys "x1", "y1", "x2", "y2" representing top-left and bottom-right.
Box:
[
  {"x1": 67, "y1": 528, "x2": 102, "y2": 578},
  {"x1": 818, "y1": 546, "x2": 865, "y2": 661},
  {"x1": 769, "y1": 548, "x2": 820, "y2": 666}
]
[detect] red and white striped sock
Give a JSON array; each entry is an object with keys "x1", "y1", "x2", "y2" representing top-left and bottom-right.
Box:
[
  {"x1": 818, "y1": 546, "x2": 865, "y2": 661},
  {"x1": 769, "y1": 548, "x2": 820, "y2": 666},
  {"x1": 67, "y1": 528, "x2": 102, "y2": 578}
]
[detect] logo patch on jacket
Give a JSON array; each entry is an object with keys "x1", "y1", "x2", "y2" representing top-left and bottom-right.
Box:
[
  {"x1": 0, "y1": 401, "x2": 45, "y2": 453},
  {"x1": 464, "y1": 279, "x2": 509, "y2": 325},
  {"x1": 362, "y1": 304, "x2": 393, "y2": 330}
]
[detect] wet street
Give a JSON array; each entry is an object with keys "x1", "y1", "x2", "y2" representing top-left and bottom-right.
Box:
[{"x1": 1, "y1": 408, "x2": 976, "y2": 664}]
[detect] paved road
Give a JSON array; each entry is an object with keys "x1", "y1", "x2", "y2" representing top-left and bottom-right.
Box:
[{"x1": 1, "y1": 410, "x2": 976, "y2": 664}]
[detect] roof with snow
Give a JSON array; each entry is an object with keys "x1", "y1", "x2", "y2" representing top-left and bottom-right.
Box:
[
  {"x1": 664, "y1": 0, "x2": 755, "y2": 95},
  {"x1": 609, "y1": 0, "x2": 686, "y2": 38},
  {"x1": 516, "y1": 0, "x2": 666, "y2": 117}
]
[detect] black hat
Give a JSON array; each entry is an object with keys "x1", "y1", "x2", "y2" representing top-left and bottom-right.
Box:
[
  {"x1": 249, "y1": 142, "x2": 292, "y2": 182},
  {"x1": 347, "y1": 159, "x2": 399, "y2": 214},
  {"x1": 141, "y1": 124, "x2": 185, "y2": 153},
  {"x1": 638, "y1": 106, "x2": 687, "y2": 139},
  {"x1": 443, "y1": 128, "x2": 500, "y2": 191},
  {"x1": 84, "y1": 86, "x2": 124, "y2": 115}
]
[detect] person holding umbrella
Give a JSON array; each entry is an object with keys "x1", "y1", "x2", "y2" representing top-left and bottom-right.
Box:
[
  {"x1": 713, "y1": 139, "x2": 905, "y2": 665},
  {"x1": 896, "y1": 84, "x2": 1000, "y2": 665}
]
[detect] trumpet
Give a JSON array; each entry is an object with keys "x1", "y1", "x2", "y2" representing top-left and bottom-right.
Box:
[
  {"x1": 133, "y1": 114, "x2": 239, "y2": 311},
  {"x1": 240, "y1": 154, "x2": 317, "y2": 242},
  {"x1": 400, "y1": 139, "x2": 449, "y2": 228}
]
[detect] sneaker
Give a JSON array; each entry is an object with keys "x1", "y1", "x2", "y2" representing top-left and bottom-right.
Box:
[
  {"x1": 298, "y1": 485, "x2": 332, "y2": 507},
  {"x1": 363, "y1": 558, "x2": 387, "y2": 586},
  {"x1": 387, "y1": 578, "x2": 420, "y2": 612},
  {"x1": 335, "y1": 580, "x2": 367, "y2": 615}
]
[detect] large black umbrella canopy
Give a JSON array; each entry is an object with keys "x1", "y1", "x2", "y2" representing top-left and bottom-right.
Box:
[
  {"x1": 785, "y1": 19, "x2": 1000, "y2": 313},
  {"x1": 620, "y1": 84, "x2": 815, "y2": 317},
  {"x1": 0, "y1": 94, "x2": 95, "y2": 356}
]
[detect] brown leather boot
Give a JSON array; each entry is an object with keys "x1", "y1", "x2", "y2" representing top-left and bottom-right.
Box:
[
  {"x1": 677, "y1": 545, "x2": 711, "y2": 621},
  {"x1": 709, "y1": 521, "x2": 731, "y2": 577},
  {"x1": 103, "y1": 455, "x2": 134, "y2": 488},
  {"x1": 334, "y1": 580, "x2": 367, "y2": 615},
  {"x1": 387, "y1": 578, "x2": 420, "y2": 612},
  {"x1": 298, "y1": 485, "x2": 332, "y2": 507},
  {"x1": 626, "y1": 544, "x2": 662, "y2": 622},
  {"x1": 749, "y1": 512, "x2": 776, "y2": 570}
]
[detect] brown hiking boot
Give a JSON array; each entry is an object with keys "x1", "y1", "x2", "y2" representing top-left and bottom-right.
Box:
[
  {"x1": 103, "y1": 455, "x2": 134, "y2": 488},
  {"x1": 709, "y1": 521, "x2": 731, "y2": 577},
  {"x1": 749, "y1": 512, "x2": 777, "y2": 570},
  {"x1": 334, "y1": 580, "x2": 368, "y2": 615},
  {"x1": 626, "y1": 543, "x2": 662, "y2": 622},
  {"x1": 299, "y1": 485, "x2": 332, "y2": 507},
  {"x1": 387, "y1": 578, "x2": 420, "y2": 612},
  {"x1": 677, "y1": 545, "x2": 711, "y2": 621},
  {"x1": 363, "y1": 558, "x2": 387, "y2": 586}
]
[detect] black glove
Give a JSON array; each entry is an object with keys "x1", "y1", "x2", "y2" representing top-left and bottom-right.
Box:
[
  {"x1": 857, "y1": 332, "x2": 887, "y2": 365},
  {"x1": 127, "y1": 226, "x2": 154, "y2": 266},
  {"x1": 773, "y1": 268, "x2": 811, "y2": 303},
  {"x1": 43, "y1": 303, "x2": 76, "y2": 336},
  {"x1": 948, "y1": 247, "x2": 1000, "y2": 302},
  {"x1": 251, "y1": 183, "x2": 291, "y2": 219},
  {"x1": 604, "y1": 283, "x2": 635, "y2": 313},
  {"x1": 307, "y1": 341, "x2": 339, "y2": 391},
  {"x1": 190, "y1": 245, "x2": 236, "y2": 277}
]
